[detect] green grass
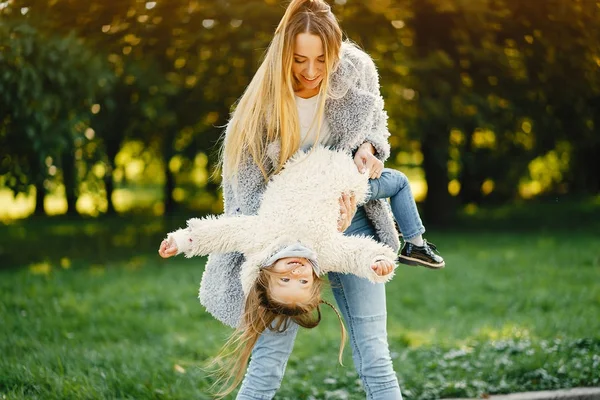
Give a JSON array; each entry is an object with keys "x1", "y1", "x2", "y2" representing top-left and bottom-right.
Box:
[{"x1": 1, "y1": 199, "x2": 599, "y2": 399}]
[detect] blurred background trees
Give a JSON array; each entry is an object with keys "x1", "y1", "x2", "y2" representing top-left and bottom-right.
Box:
[{"x1": 1, "y1": 0, "x2": 599, "y2": 224}]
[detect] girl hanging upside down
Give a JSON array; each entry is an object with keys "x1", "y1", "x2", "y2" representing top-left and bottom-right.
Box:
[{"x1": 159, "y1": 146, "x2": 444, "y2": 396}]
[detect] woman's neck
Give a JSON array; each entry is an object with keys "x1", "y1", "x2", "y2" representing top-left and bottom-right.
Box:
[{"x1": 294, "y1": 87, "x2": 320, "y2": 99}]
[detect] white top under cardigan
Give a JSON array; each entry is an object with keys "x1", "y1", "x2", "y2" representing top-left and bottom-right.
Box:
[{"x1": 295, "y1": 94, "x2": 332, "y2": 150}]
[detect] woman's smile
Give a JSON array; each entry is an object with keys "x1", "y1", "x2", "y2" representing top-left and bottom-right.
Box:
[{"x1": 301, "y1": 75, "x2": 318, "y2": 81}]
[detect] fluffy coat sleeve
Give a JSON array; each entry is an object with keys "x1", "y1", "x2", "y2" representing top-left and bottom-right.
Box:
[
  {"x1": 353, "y1": 46, "x2": 391, "y2": 162},
  {"x1": 167, "y1": 215, "x2": 258, "y2": 258}
]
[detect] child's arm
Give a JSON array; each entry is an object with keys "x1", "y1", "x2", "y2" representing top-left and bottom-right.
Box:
[
  {"x1": 320, "y1": 235, "x2": 397, "y2": 283},
  {"x1": 164, "y1": 215, "x2": 257, "y2": 258}
]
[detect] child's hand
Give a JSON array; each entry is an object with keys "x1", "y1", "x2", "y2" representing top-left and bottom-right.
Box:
[
  {"x1": 158, "y1": 239, "x2": 178, "y2": 258},
  {"x1": 371, "y1": 259, "x2": 394, "y2": 276}
]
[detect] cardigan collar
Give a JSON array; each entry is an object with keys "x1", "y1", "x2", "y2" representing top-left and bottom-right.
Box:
[{"x1": 328, "y1": 42, "x2": 361, "y2": 99}]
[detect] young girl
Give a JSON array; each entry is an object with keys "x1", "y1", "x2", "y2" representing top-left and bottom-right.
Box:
[
  {"x1": 159, "y1": 145, "x2": 443, "y2": 396},
  {"x1": 158, "y1": 146, "x2": 402, "y2": 308}
]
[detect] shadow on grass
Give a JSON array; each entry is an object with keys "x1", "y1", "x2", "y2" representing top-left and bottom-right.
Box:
[
  {"x1": 435, "y1": 195, "x2": 600, "y2": 233},
  {"x1": 0, "y1": 213, "x2": 191, "y2": 269},
  {"x1": 1, "y1": 195, "x2": 599, "y2": 269}
]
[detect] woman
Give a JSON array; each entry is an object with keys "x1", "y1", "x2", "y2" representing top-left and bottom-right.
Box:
[{"x1": 201, "y1": 0, "x2": 404, "y2": 398}]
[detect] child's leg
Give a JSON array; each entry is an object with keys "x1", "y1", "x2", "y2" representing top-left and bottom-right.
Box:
[
  {"x1": 368, "y1": 168, "x2": 425, "y2": 243},
  {"x1": 368, "y1": 168, "x2": 445, "y2": 269}
]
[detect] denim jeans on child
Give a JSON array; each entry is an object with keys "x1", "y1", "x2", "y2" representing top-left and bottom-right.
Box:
[
  {"x1": 236, "y1": 206, "x2": 403, "y2": 400},
  {"x1": 367, "y1": 168, "x2": 425, "y2": 241}
]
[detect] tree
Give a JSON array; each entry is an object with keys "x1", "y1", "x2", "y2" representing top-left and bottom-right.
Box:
[{"x1": 0, "y1": 20, "x2": 111, "y2": 215}]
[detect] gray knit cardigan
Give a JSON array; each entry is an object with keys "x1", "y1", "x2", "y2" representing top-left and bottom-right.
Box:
[{"x1": 199, "y1": 42, "x2": 400, "y2": 328}]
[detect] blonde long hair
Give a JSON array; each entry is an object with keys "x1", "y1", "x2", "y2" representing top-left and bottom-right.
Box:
[
  {"x1": 207, "y1": 270, "x2": 347, "y2": 399},
  {"x1": 221, "y1": 0, "x2": 343, "y2": 180}
]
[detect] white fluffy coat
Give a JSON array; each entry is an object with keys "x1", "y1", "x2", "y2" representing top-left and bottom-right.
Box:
[{"x1": 167, "y1": 147, "x2": 397, "y2": 297}]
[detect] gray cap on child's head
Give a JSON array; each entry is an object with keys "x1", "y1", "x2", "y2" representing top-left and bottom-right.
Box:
[{"x1": 261, "y1": 242, "x2": 320, "y2": 275}]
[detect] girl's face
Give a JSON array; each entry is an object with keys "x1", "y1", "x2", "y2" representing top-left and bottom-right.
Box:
[
  {"x1": 268, "y1": 257, "x2": 314, "y2": 304},
  {"x1": 292, "y1": 33, "x2": 326, "y2": 97}
]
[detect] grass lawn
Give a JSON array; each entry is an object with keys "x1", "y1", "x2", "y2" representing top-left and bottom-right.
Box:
[{"x1": 1, "y1": 198, "x2": 599, "y2": 399}]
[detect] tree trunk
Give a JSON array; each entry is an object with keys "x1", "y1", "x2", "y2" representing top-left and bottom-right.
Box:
[
  {"x1": 421, "y1": 124, "x2": 454, "y2": 226},
  {"x1": 61, "y1": 151, "x2": 78, "y2": 216},
  {"x1": 557, "y1": 104, "x2": 599, "y2": 195},
  {"x1": 162, "y1": 133, "x2": 176, "y2": 215},
  {"x1": 163, "y1": 160, "x2": 176, "y2": 215},
  {"x1": 34, "y1": 179, "x2": 46, "y2": 216},
  {"x1": 458, "y1": 124, "x2": 484, "y2": 205},
  {"x1": 104, "y1": 139, "x2": 120, "y2": 216},
  {"x1": 104, "y1": 169, "x2": 116, "y2": 215},
  {"x1": 587, "y1": 97, "x2": 600, "y2": 194}
]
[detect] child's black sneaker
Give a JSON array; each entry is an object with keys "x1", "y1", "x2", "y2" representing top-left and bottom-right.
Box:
[{"x1": 399, "y1": 239, "x2": 445, "y2": 269}]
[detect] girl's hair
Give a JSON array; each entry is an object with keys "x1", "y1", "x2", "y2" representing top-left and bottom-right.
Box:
[
  {"x1": 221, "y1": 0, "x2": 343, "y2": 181},
  {"x1": 207, "y1": 268, "x2": 347, "y2": 399}
]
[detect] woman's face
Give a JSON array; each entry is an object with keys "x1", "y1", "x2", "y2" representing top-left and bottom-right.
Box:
[{"x1": 292, "y1": 33, "x2": 325, "y2": 96}]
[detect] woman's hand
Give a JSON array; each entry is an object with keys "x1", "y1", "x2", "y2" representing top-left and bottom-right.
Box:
[
  {"x1": 337, "y1": 192, "x2": 357, "y2": 232},
  {"x1": 158, "y1": 239, "x2": 178, "y2": 258},
  {"x1": 354, "y1": 142, "x2": 384, "y2": 179}
]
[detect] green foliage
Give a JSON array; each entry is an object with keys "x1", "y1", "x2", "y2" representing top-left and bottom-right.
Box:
[
  {"x1": 1, "y1": 0, "x2": 600, "y2": 219},
  {"x1": 1, "y1": 0, "x2": 284, "y2": 213},
  {"x1": 0, "y1": 19, "x2": 112, "y2": 195},
  {"x1": 394, "y1": 0, "x2": 600, "y2": 208}
]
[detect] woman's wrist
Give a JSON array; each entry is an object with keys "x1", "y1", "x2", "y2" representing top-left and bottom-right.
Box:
[{"x1": 358, "y1": 142, "x2": 376, "y2": 155}]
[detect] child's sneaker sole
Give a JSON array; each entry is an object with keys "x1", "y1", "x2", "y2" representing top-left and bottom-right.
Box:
[
  {"x1": 399, "y1": 239, "x2": 445, "y2": 269},
  {"x1": 398, "y1": 255, "x2": 445, "y2": 269}
]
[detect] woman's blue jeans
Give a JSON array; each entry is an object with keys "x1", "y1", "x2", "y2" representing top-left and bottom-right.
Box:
[{"x1": 236, "y1": 206, "x2": 403, "y2": 399}]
